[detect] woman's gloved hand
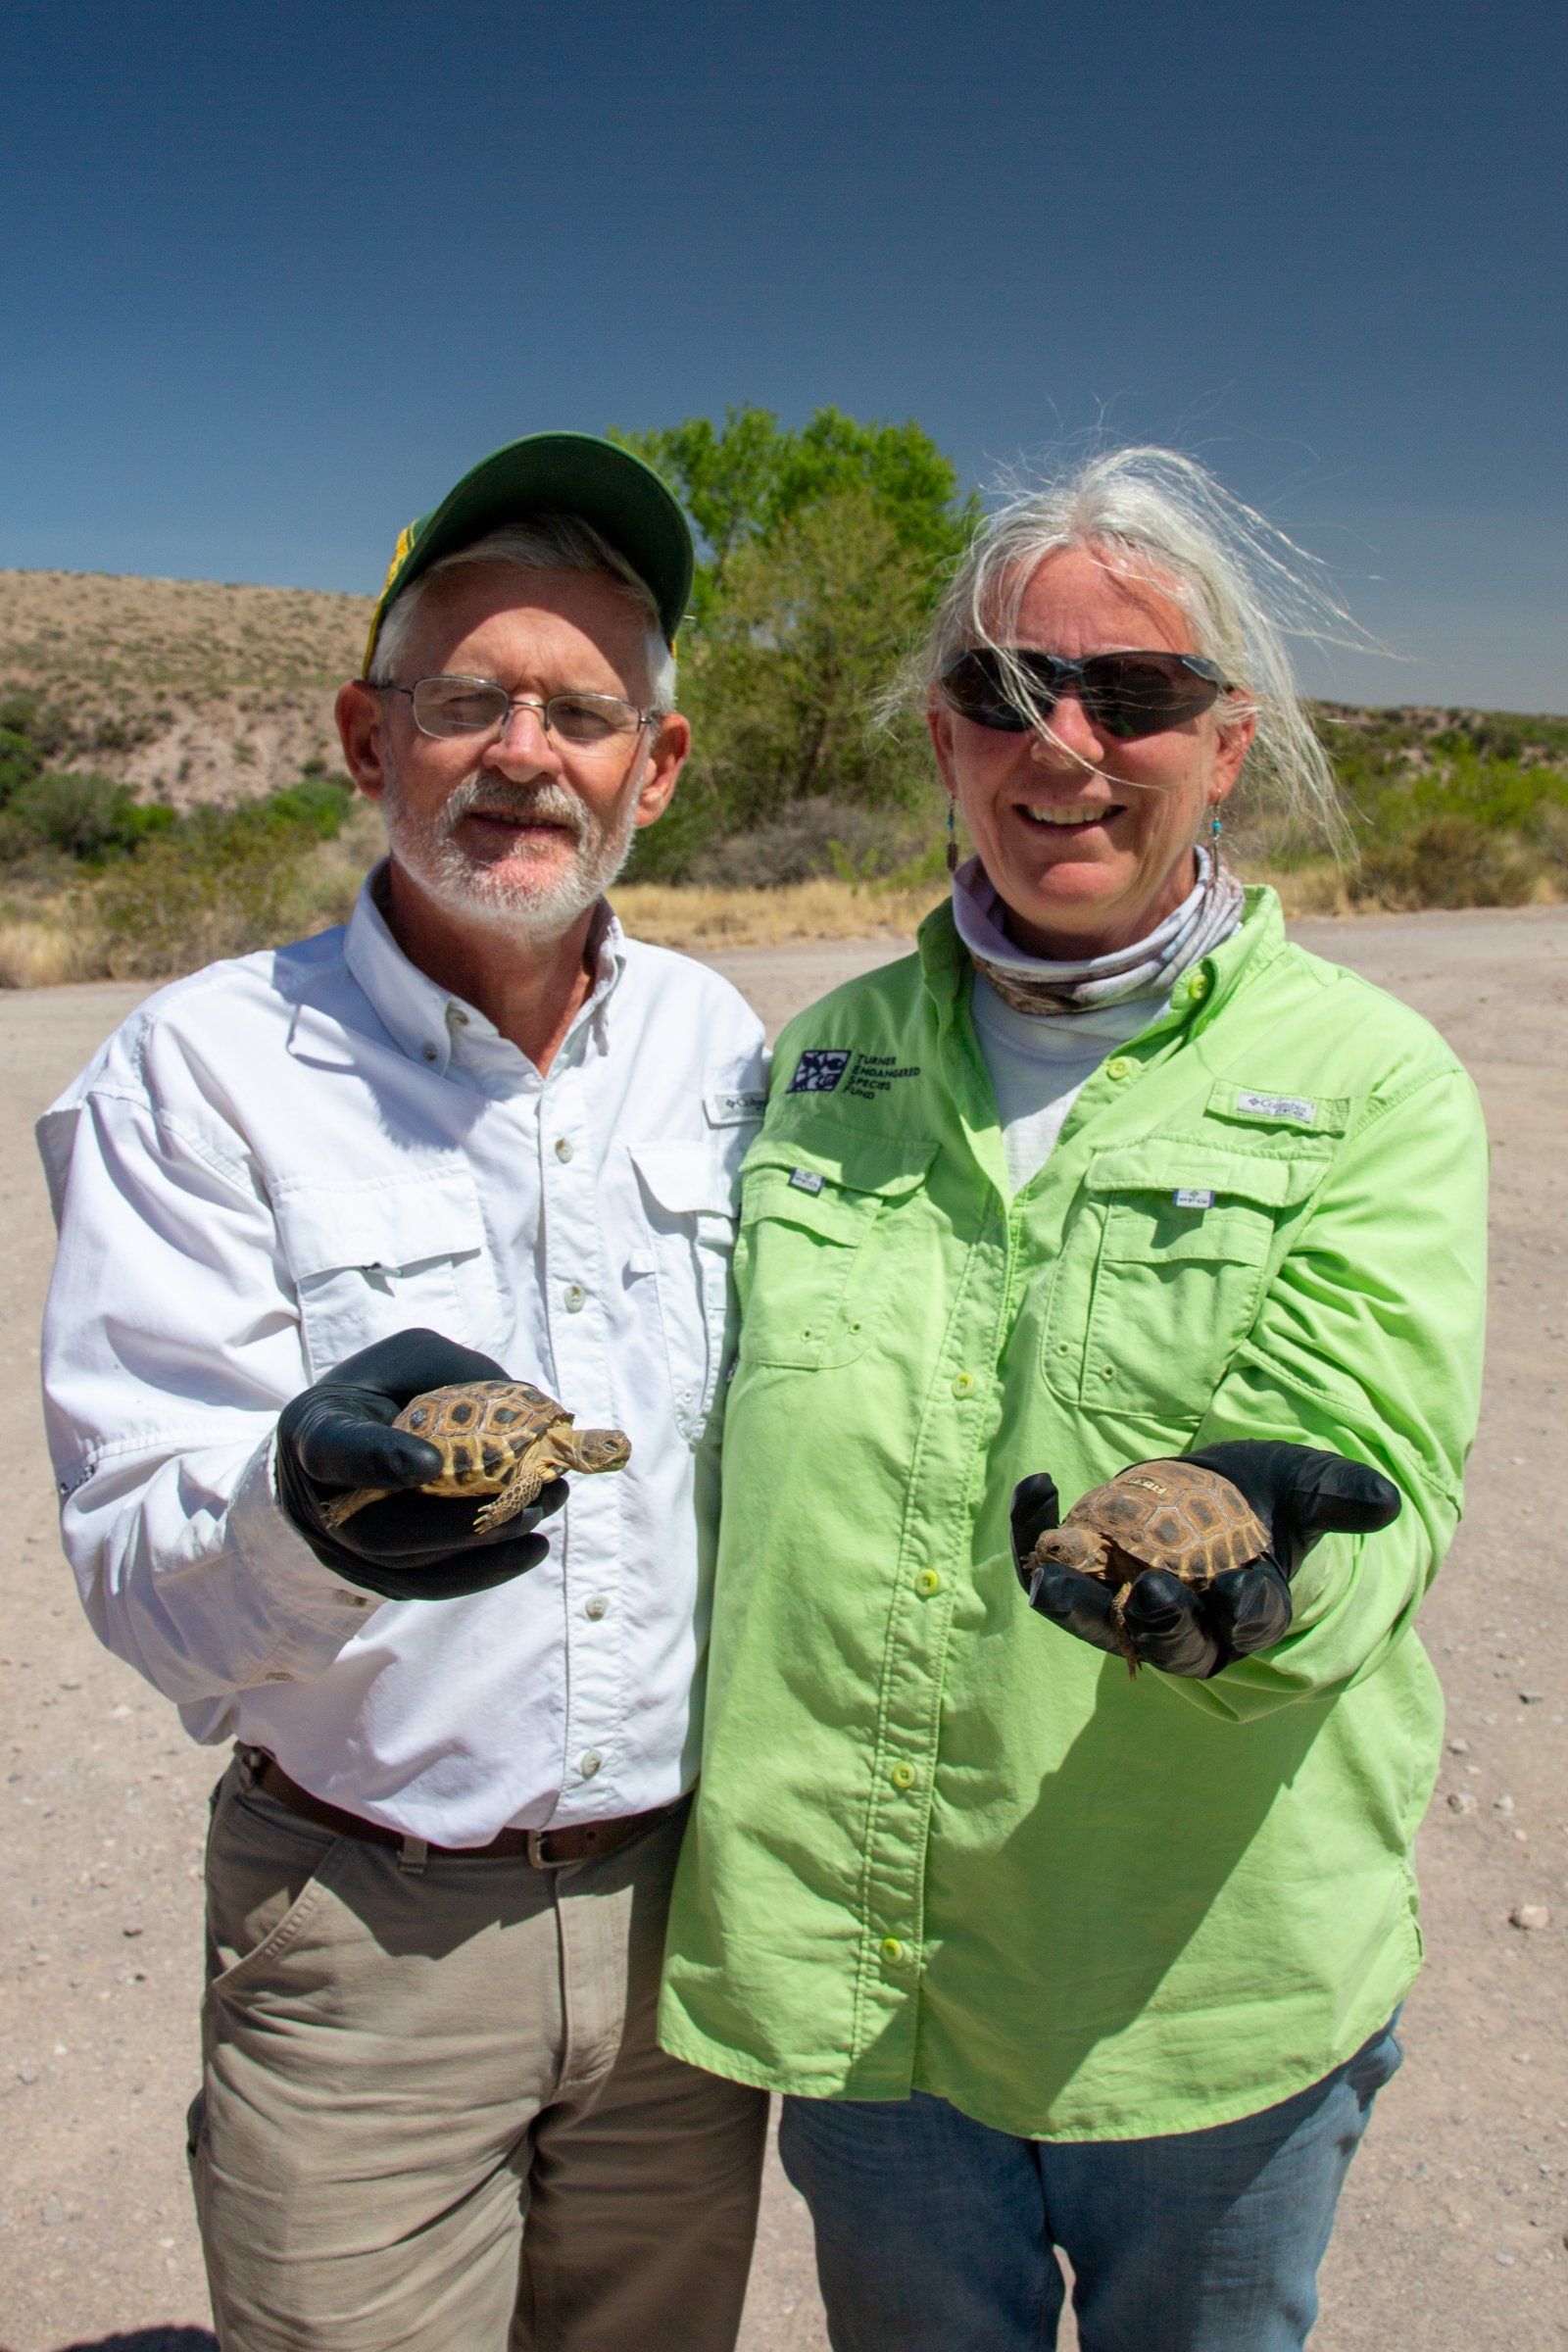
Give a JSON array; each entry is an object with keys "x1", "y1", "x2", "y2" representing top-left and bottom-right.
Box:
[
  {"x1": 275, "y1": 1328, "x2": 564, "y2": 1602},
  {"x1": 1009, "y1": 1442, "x2": 1401, "y2": 1679}
]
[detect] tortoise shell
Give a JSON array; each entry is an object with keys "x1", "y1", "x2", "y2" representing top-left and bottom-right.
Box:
[
  {"x1": 396, "y1": 1380, "x2": 566, "y2": 1493},
  {"x1": 318, "y1": 1379, "x2": 631, "y2": 1533},
  {"x1": 1040, "y1": 1458, "x2": 1270, "y2": 1590}
]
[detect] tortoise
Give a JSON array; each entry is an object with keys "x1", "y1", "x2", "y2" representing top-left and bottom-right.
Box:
[
  {"x1": 1026, "y1": 1458, "x2": 1269, "y2": 1677},
  {"x1": 320, "y1": 1380, "x2": 632, "y2": 1534}
]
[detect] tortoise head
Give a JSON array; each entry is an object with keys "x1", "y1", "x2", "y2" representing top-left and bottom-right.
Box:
[
  {"x1": 573, "y1": 1427, "x2": 633, "y2": 1475},
  {"x1": 1033, "y1": 1525, "x2": 1105, "y2": 1577}
]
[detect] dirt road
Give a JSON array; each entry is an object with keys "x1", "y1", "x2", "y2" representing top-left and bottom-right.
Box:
[{"x1": 2, "y1": 907, "x2": 1565, "y2": 2352}]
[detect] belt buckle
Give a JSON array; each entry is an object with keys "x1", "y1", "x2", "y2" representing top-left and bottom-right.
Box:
[{"x1": 525, "y1": 1827, "x2": 565, "y2": 1868}]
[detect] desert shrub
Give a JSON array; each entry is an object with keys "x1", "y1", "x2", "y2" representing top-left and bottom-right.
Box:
[
  {"x1": 0, "y1": 770, "x2": 172, "y2": 862},
  {"x1": 90, "y1": 776, "x2": 358, "y2": 976},
  {"x1": 95, "y1": 808, "x2": 323, "y2": 976},
  {"x1": 262, "y1": 774, "x2": 354, "y2": 839},
  {"x1": 1350, "y1": 817, "x2": 1540, "y2": 909},
  {"x1": 1525, "y1": 800, "x2": 1568, "y2": 881},
  {"x1": 686, "y1": 797, "x2": 932, "y2": 890},
  {"x1": 0, "y1": 725, "x2": 42, "y2": 801}
]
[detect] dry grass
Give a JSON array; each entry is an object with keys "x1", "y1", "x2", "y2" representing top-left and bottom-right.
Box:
[
  {"x1": 612, "y1": 875, "x2": 950, "y2": 948},
  {"x1": 15, "y1": 858, "x2": 1538, "y2": 993},
  {"x1": 0, "y1": 908, "x2": 103, "y2": 989}
]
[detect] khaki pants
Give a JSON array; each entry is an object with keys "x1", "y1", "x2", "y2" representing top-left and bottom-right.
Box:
[{"x1": 189, "y1": 1752, "x2": 766, "y2": 2352}]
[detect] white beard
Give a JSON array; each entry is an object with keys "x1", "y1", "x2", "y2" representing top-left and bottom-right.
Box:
[{"x1": 380, "y1": 765, "x2": 642, "y2": 948}]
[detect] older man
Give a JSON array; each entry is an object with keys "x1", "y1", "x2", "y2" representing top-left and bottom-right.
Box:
[{"x1": 38, "y1": 434, "x2": 768, "y2": 2351}]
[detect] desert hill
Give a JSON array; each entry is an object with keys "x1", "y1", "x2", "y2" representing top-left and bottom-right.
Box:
[
  {"x1": 5, "y1": 566, "x2": 1568, "y2": 825},
  {"x1": 0, "y1": 567, "x2": 373, "y2": 808}
]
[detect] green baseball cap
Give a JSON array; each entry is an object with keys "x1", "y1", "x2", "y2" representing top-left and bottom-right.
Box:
[{"x1": 363, "y1": 430, "x2": 693, "y2": 674}]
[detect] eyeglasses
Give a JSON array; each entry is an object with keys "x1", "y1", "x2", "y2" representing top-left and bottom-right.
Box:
[
  {"x1": 379, "y1": 674, "x2": 656, "y2": 748},
  {"x1": 940, "y1": 648, "x2": 1229, "y2": 742}
]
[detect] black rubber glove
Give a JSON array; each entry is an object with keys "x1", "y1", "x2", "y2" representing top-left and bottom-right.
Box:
[
  {"x1": 275, "y1": 1328, "x2": 565, "y2": 1601},
  {"x1": 1010, "y1": 1442, "x2": 1401, "y2": 1679}
]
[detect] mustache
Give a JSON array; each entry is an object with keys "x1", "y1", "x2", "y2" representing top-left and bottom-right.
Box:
[{"x1": 441, "y1": 775, "x2": 592, "y2": 842}]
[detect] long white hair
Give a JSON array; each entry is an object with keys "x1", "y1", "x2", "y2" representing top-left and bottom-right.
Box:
[{"x1": 904, "y1": 447, "x2": 1372, "y2": 852}]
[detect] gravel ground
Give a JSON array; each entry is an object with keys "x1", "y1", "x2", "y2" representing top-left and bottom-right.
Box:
[{"x1": 1, "y1": 905, "x2": 1565, "y2": 2351}]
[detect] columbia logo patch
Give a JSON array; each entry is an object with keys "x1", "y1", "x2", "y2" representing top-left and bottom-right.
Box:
[
  {"x1": 705, "y1": 1088, "x2": 767, "y2": 1126},
  {"x1": 1172, "y1": 1188, "x2": 1215, "y2": 1209},
  {"x1": 788, "y1": 1050, "x2": 852, "y2": 1094},
  {"x1": 1236, "y1": 1091, "x2": 1317, "y2": 1125},
  {"x1": 788, "y1": 1167, "x2": 825, "y2": 1194}
]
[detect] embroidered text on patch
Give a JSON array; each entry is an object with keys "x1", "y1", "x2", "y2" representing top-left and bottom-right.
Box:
[
  {"x1": 788, "y1": 1050, "x2": 852, "y2": 1094},
  {"x1": 788, "y1": 1168, "x2": 826, "y2": 1194},
  {"x1": 1173, "y1": 1188, "x2": 1215, "y2": 1209},
  {"x1": 1236, "y1": 1091, "x2": 1318, "y2": 1125}
]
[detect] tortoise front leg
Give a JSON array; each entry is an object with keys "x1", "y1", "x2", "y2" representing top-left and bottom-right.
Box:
[{"x1": 471, "y1": 1448, "x2": 562, "y2": 1533}]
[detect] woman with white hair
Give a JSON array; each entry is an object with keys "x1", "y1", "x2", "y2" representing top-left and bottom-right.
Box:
[{"x1": 661, "y1": 451, "x2": 1488, "y2": 2349}]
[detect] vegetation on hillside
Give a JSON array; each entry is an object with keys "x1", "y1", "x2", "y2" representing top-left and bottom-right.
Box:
[{"x1": 1, "y1": 406, "x2": 1565, "y2": 982}]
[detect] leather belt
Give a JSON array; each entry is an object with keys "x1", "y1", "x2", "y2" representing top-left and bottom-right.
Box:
[{"x1": 252, "y1": 1755, "x2": 686, "y2": 1869}]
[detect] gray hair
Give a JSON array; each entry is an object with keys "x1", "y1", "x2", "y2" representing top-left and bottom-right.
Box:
[
  {"x1": 907, "y1": 447, "x2": 1371, "y2": 853},
  {"x1": 368, "y1": 514, "x2": 678, "y2": 711}
]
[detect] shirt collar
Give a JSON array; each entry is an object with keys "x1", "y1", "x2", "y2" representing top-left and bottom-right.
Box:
[{"x1": 343, "y1": 861, "x2": 627, "y2": 1079}]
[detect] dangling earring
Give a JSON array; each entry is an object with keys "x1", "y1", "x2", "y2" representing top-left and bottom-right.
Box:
[
  {"x1": 945, "y1": 796, "x2": 958, "y2": 875},
  {"x1": 1210, "y1": 803, "x2": 1223, "y2": 848}
]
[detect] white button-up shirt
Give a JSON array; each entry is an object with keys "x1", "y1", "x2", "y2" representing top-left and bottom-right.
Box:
[{"x1": 37, "y1": 873, "x2": 766, "y2": 1843}]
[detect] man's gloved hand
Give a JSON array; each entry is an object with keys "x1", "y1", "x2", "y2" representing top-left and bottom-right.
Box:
[
  {"x1": 275, "y1": 1328, "x2": 565, "y2": 1602},
  {"x1": 1010, "y1": 1442, "x2": 1401, "y2": 1679}
]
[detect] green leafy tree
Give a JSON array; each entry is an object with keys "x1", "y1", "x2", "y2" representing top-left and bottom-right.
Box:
[
  {"x1": 695, "y1": 487, "x2": 932, "y2": 815},
  {"x1": 612, "y1": 404, "x2": 976, "y2": 626},
  {"x1": 612, "y1": 408, "x2": 974, "y2": 876}
]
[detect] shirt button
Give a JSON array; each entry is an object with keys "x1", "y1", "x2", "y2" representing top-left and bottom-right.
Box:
[
  {"x1": 914, "y1": 1569, "x2": 942, "y2": 1598},
  {"x1": 554, "y1": 1136, "x2": 574, "y2": 1162},
  {"x1": 1190, "y1": 973, "x2": 1211, "y2": 1000},
  {"x1": 579, "y1": 1750, "x2": 603, "y2": 1779},
  {"x1": 564, "y1": 1284, "x2": 586, "y2": 1313},
  {"x1": 421, "y1": 1043, "x2": 439, "y2": 1063},
  {"x1": 951, "y1": 1372, "x2": 975, "y2": 1397},
  {"x1": 584, "y1": 1594, "x2": 608, "y2": 1620},
  {"x1": 446, "y1": 1003, "x2": 468, "y2": 1026},
  {"x1": 1106, "y1": 1056, "x2": 1134, "y2": 1080},
  {"x1": 878, "y1": 1936, "x2": 905, "y2": 1965},
  {"x1": 889, "y1": 1762, "x2": 916, "y2": 1791}
]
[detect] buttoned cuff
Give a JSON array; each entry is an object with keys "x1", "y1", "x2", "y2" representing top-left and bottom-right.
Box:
[{"x1": 225, "y1": 1431, "x2": 387, "y2": 1681}]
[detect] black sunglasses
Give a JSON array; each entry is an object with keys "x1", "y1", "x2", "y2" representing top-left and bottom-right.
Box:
[{"x1": 940, "y1": 647, "x2": 1229, "y2": 742}]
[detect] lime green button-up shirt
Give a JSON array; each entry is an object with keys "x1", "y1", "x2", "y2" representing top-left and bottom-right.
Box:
[{"x1": 661, "y1": 890, "x2": 1488, "y2": 2140}]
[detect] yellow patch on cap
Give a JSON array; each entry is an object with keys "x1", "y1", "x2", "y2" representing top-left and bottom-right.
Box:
[{"x1": 362, "y1": 519, "x2": 421, "y2": 675}]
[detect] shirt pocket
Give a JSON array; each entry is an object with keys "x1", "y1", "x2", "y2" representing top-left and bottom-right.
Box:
[
  {"x1": 736, "y1": 1133, "x2": 937, "y2": 1372},
  {"x1": 626, "y1": 1140, "x2": 739, "y2": 1446},
  {"x1": 273, "y1": 1169, "x2": 488, "y2": 1381},
  {"x1": 1043, "y1": 1144, "x2": 1319, "y2": 1423}
]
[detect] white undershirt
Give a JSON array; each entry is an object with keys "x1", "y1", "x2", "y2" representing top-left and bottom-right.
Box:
[{"x1": 969, "y1": 974, "x2": 1167, "y2": 1194}]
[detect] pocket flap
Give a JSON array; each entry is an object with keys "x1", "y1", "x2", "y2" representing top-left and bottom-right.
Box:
[
  {"x1": 273, "y1": 1171, "x2": 485, "y2": 1280},
  {"x1": 627, "y1": 1140, "x2": 739, "y2": 1219},
  {"x1": 744, "y1": 1129, "x2": 938, "y2": 1201},
  {"x1": 1086, "y1": 1144, "x2": 1320, "y2": 1210}
]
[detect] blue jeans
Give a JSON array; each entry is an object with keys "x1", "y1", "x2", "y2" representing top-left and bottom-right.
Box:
[{"x1": 778, "y1": 2019, "x2": 1401, "y2": 2352}]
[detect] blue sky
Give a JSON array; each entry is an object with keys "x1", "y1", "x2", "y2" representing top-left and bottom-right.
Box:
[{"x1": 2, "y1": 0, "x2": 1563, "y2": 710}]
